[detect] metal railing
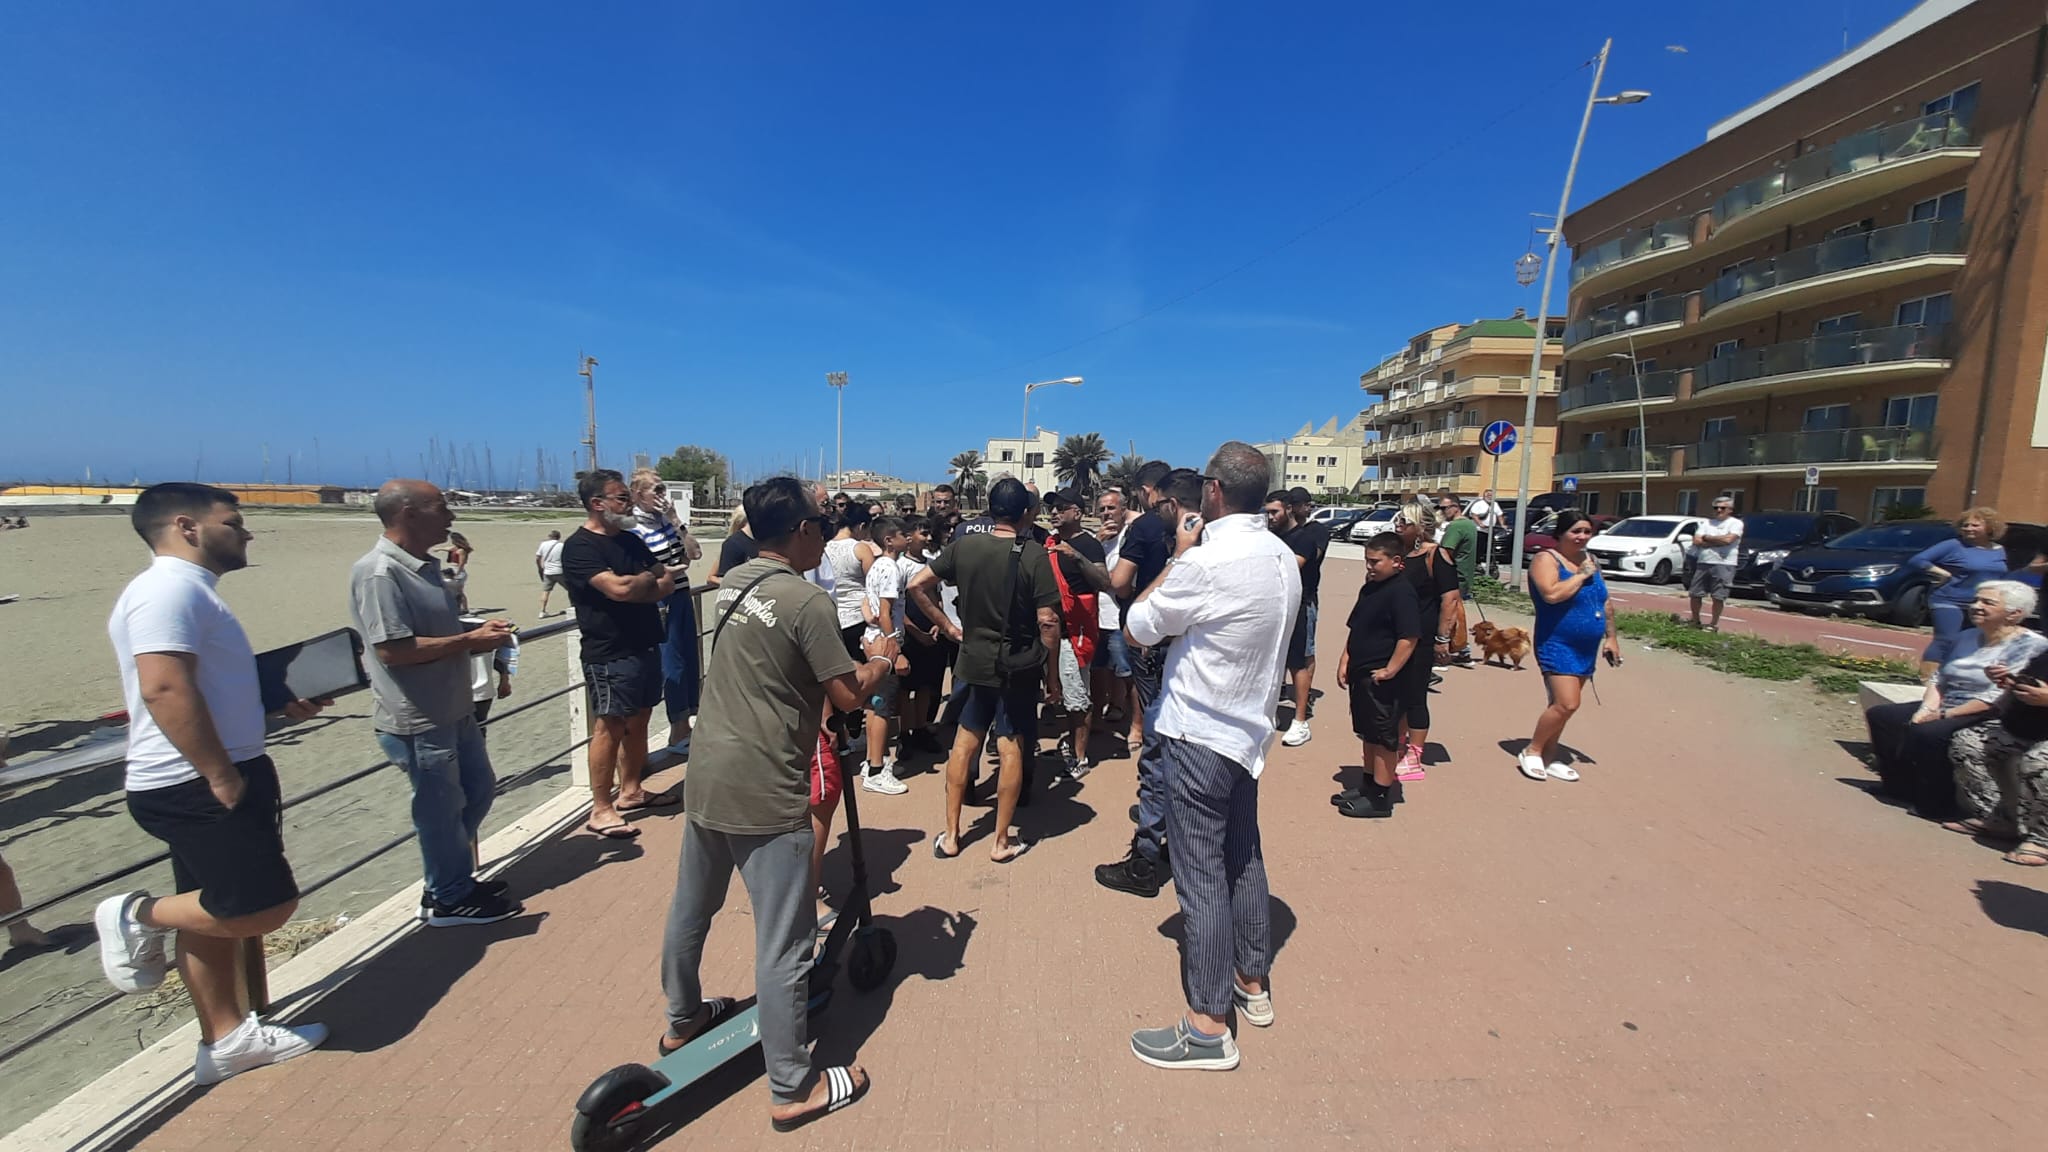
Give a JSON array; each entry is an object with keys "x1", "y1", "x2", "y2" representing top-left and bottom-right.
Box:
[
  {"x1": 0, "y1": 583, "x2": 719, "y2": 1070},
  {"x1": 1703, "y1": 218, "x2": 1967, "y2": 310},
  {"x1": 1689, "y1": 425, "x2": 1939, "y2": 470},
  {"x1": 1564, "y1": 293, "x2": 1690, "y2": 348},
  {"x1": 1571, "y1": 216, "x2": 1693, "y2": 286},
  {"x1": 1553, "y1": 444, "x2": 1670, "y2": 475},
  {"x1": 1557, "y1": 369, "x2": 1681, "y2": 414},
  {"x1": 1710, "y1": 110, "x2": 1975, "y2": 231},
  {"x1": 1698, "y1": 323, "x2": 1952, "y2": 393}
]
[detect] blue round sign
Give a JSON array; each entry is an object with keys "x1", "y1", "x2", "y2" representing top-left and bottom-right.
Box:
[{"x1": 1481, "y1": 420, "x2": 1518, "y2": 456}]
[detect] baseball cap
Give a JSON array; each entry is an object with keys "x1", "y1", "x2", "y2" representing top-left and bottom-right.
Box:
[
  {"x1": 1042, "y1": 489, "x2": 1081, "y2": 511},
  {"x1": 1287, "y1": 486, "x2": 1312, "y2": 506}
]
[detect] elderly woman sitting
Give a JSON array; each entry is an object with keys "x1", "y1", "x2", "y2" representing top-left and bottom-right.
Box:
[
  {"x1": 1945, "y1": 582, "x2": 2048, "y2": 865},
  {"x1": 1863, "y1": 580, "x2": 2047, "y2": 819}
]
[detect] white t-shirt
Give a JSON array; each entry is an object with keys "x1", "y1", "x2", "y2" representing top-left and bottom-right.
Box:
[
  {"x1": 1098, "y1": 529, "x2": 1125, "y2": 630},
  {"x1": 1697, "y1": 516, "x2": 1744, "y2": 566},
  {"x1": 535, "y1": 538, "x2": 564, "y2": 575},
  {"x1": 1467, "y1": 499, "x2": 1498, "y2": 529},
  {"x1": 862, "y1": 552, "x2": 905, "y2": 642},
  {"x1": 108, "y1": 556, "x2": 267, "y2": 791},
  {"x1": 824, "y1": 537, "x2": 869, "y2": 628}
]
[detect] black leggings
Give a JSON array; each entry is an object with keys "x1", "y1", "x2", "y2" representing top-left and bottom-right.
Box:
[
  {"x1": 1863, "y1": 700, "x2": 1985, "y2": 818},
  {"x1": 1400, "y1": 655, "x2": 1433, "y2": 731}
]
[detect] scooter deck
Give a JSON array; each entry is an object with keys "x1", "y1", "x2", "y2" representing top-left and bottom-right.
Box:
[{"x1": 642, "y1": 1003, "x2": 762, "y2": 1108}]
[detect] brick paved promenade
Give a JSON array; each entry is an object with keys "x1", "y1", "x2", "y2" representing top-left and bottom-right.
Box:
[{"x1": 115, "y1": 560, "x2": 2048, "y2": 1151}]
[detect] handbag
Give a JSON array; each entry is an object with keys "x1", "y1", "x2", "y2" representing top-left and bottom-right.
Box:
[{"x1": 1422, "y1": 547, "x2": 1469, "y2": 652}]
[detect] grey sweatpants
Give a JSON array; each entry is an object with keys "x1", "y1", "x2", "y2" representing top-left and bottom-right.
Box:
[
  {"x1": 1160, "y1": 734, "x2": 1271, "y2": 1017},
  {"x1": 662, "y1": 817, "x2": 816, "y2": 1103}
]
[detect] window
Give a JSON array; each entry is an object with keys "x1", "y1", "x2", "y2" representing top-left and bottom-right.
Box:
[
  {"x1": 1883, "y1": 393, "x2": 1938, "y2": 428},
  {"x1": 1702, "y1": 417, "x2": 1738, "y2": 440},
  {"x1": 1623, "y1": 426, "x2": 1642, "y2": 447},
  {"x1": 1675, "y1": 489, "x2": 1699, "y2": 515},
  {"x1": 1814, "y1": 313, "x2": 1862, "y2": 335},
  {"x1": 1801, "y1": 404, "x2": 1851, "y2": 431},
  {"x1": 1871, "y1": 486, "x2": 1928, "y2": 520},
  {"x1": 1025, "y1": 452, "x2": 1045, "y2": 469},
  {"x1": 1717, "y1": 490, "x2": 1744, "y2": 513},
  {"x1": 1583, "y1": 491, "x2": 1602, "y2": 515},
  {"x1": 1617, "y1": 491, "x2": 1644, "y2": 518},
  {"x1": 1462, "y1": 409, "x2": 1483, "y2": 427},
  {"x1": 1795, "y1": 487, "x2": 1840, "y2": 512},
  {"x1": 1442, "y1": 370, "x2": 1456, "y2": 385},
  {"x1": 1315, "y1": 474, "x2": 1326, "y2": 486},
  {"x1": 1588, "y1": 367, "x2": 1614, "y2": 386},
  {"x1": 1924, "y1": 82, "x2": 1980, "y2": 122},
  {"x1": 1584, "y1": 431, "x2": 1608, "y2": 449},
  {"x1": 1719, "y1": 258, "x2": 1754, "y2": 277},
  {"x1": 1896, "y1": 293, "x2": 1953, "y2": 326},
  {"x1": 1460, "y1": 456, "x2": 1479, "y2": 475},
  {"x1": 1826, "y1": 218, "x2": 1874, "y2": 238},
  {"x1": 1712, "y1": 338, "x2": 1744, "y2": 359},
  {"x1": 999, "y1": 449, "x2": 1015, "y2": 462},
  {"x1": 1635, "y1": 357, "x2": 1659, "y2": 374},
  {"x1": 1909, "y1": 188, "x2": 1966, "y2": 222}
]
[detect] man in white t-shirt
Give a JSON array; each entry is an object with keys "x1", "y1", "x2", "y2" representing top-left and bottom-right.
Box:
[
  {"x1": 1090, "y1": 489, "x2": 1134, "y2": 749},
  {"x1": 1465, "y1": 490, "x2": 1500, "y2": 570},
  {"x1": 96, "y1": 483, "x2": 331, "y2": 1086},
  {"x1": 535, "y1": 530, "x2": 567, "y2": 617},
  {"x1": 1687, "y1": 497, "x2": 1745, "y2": 632}
]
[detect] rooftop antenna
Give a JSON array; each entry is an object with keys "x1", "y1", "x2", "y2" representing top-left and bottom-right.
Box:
[{"x1": 579, "y1": 353, "x2": 600, "y2": 474}]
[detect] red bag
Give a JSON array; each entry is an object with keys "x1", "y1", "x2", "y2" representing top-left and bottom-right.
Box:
[{"x1": 1048, "y1": 557, "x2": 1097, "y2": 667}]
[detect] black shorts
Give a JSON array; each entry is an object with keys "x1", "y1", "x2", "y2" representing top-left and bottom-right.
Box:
[
  {"x1": 1285, "y1": 600, "x2": 1319, "y2": 672},
  {"x1": 1349, "y1": 676, "x2": 1403, "y2": 751},
  {"x1": 840, "y1": 623, "x2": 865, "y2": 660},
  {"x1": 585, "y1": 648, "x2": 663, "y2": 717},
  {"x1": 904, "y1": 637, "x2": 953, "y2": 690},
  {"x1": 127, "y1": 756, "x2": 298, "y2": 921},
  {"x1": 956, "y1": 680, "x2": 1039, "y2": 743}
]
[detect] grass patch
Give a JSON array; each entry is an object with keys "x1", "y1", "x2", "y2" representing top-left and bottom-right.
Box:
[
  {"x1": 1469, "y1": 574, "x2": 1530, "y2": 611},
  {"x1": 1613, "y1": 610, "x2": 1919, "y2": 691}
]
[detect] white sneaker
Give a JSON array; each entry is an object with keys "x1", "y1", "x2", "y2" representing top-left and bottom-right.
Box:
[
  {"x1": 194, "y1": 1012, "x2": 328, "y2": 1085},
  {"x1": 1281, "y1": 720, "x2": 1313, "y2": 747},
  {"x1": 862, "y1": 767, "x2": 908, "y2": 795},
  {"x1": 94, "y1": 891, "x2": 170, "y2": 993},
  {"x1": 1517, "y1": 753, "x2": 1548, "y2": 782}
]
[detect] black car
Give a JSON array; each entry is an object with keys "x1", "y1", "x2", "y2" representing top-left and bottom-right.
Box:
[
  {"x1": 1730, "y1": 511, "x2": 1861, "y2": 594},
  {"x1": 1767, "y1": 521, "x2": 1957, "y2": 624}
]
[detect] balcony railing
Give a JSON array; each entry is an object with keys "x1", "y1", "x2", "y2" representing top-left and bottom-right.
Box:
[
  {"x1": 1698, "y1": 323, "x2": 1952, "y2": 393},
  {"x1": 1703, "y1": 218, "x2": 1967, "y2": 310},
  {"x1": 1689, "y1": 425, "x2": 1939, "y2": 470},
  {"x1": 1557, "y1": 369, "x2": 1681, "y2": 414},
  {"x1": 1711, "y1": 110, "x2": 1975, "y2": 231},
  {"x1": 1553, "y1": 445, "x2": 1669, "y2": 475},
  {"x1": 1563, "y1": 293, "x2": 1689, "y2": 348},
  {"x1": 1571, "y1": 216, "x2": 1692, "y2": 286}
]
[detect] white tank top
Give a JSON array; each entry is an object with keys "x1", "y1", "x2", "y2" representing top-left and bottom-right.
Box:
[{"x1": 825, "y1": 538, "x2": 868, "y2": 628}]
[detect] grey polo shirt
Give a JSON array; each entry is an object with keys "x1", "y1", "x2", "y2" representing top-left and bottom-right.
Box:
[{"x1": 349, "y1": 535, "x2": 472, "y2": 735}]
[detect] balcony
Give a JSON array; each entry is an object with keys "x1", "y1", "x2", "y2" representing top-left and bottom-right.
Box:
[
  {"x1": 1702, "y1": 219, "x2": 1966, "y2": 325},
  {"x1": 1697, "y1": 323, "x2": 1952, "y2": 399},
  {"x1": 1571, "y1": 216, "x2": 1694, "y2": 296},
  {"x1": 1562, "y1": 293, "x2": 1690, "y2": 360},
  {"x1": 1710, "y1": 110, "x2": 1979, "y2": 248},
  {"x1": 1553, "y1": 444, "x2": 1670, "y2": 480},
  {"x1": 1556, "y1": 369, "x2": 1681, "y2": 420},
  {"x1": 1685, "y1": 425, "x2": 1939, "y2": 476}
]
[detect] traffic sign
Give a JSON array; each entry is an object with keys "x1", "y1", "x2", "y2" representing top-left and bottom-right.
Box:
[
  {"x1": 1804, "y1": 466, "x2": 1821, "y2": 487},
  {"x1": 1481, "y1": 420, "x2": 1518, "y2": 456},
  {"x1": 1562, "y1": 476, "x2": 1579, "y2": 493}
]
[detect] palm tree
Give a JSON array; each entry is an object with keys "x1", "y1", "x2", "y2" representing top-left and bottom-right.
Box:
[
  {"x1": 949, "y1": 450, "x2": 987, "y2": 509},
  {"x1": 1102, "y1": 451, "x2": 1148, "y2": 495},
  {"x1": 1053, "y1": 433, "x2": 1111, "y2": 497}
]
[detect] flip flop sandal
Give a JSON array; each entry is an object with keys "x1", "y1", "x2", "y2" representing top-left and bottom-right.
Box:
[
  {"x1": 617, "y1": 792, "x2": 681, "y2": 813},
  {"x1": 771, "y1": 1065, "x2": 869, "y2": 1132},
  {"x1": 657, "y1": 996, "x2": 738, "y2": 1056},
  {"x1": 586, "y1": 821, "x2": 641, "y2": 840},
  {"x1": 1335, "y1": 795, "x2": 1391, "y2": 819},
  {"x1": 1545, "y1": 762, "x2": 1581, "y2": 782},
  {"x1": 990, "y1": 840, "x2": 1032, "y2": 864},
  {"x1": 2003, "y1": 848, "x2": 2048, "y2": 867},
  {"x1": 932, "y1": 831, "x2": 961, "y2": 860},
  {"x1": 1517, "y1": 754, "x2": 1548, "y2": 782},
  {"x1": 1941, "y1": 817, "x2": 2014, "y2": 837}
]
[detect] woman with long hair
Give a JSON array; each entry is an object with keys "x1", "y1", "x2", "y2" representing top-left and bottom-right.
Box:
[
  {"x1": 823, "y1": 505, "x2": 878, "y2": 658},
  {"x1": 1391, "y1": 500, "x2": 1459, "y2": 782},
  {"x1": 1522, "y1": 510, "x2": 1620, "y2": 782}
]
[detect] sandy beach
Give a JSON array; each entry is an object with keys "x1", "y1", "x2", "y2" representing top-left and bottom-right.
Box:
[{"x1": 0, "y1": 509, "x2": 716, "y2": 1130}]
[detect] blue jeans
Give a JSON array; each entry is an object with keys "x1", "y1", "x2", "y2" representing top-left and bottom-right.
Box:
[
  {"x1": 1131, "y1": 641, "x2": 1171, "y2": 863},
  {"x1": 1925, "y1": 602, "x2": 1969, "y2": 665},
  {"x1": 660, "y1": 586, "x2": 701, "y2": 728},
  {"x1": 376, "y1": 717, "x2": 495, "y2": 906}
]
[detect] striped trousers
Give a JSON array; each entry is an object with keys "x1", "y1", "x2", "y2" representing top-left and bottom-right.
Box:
[{"x1": 1159, "y1": 734, "x2": 1271, "y2": 1016}]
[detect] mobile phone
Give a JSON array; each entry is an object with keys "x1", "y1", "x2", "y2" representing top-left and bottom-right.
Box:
[
  {"x1": 1181, "y1": 515, "x2": 1201, "y2": 533},
  {"x1": 1603, "y1": 648, "x2": 1621, "y2": 668},
  {"x1": 2021, "y1": 675, "x2": 2044, "y2": 687}
]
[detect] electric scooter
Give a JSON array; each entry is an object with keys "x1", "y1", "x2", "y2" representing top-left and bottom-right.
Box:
[{"x1": 568, "y1": 778, "x2": 897, "y2": 1152}]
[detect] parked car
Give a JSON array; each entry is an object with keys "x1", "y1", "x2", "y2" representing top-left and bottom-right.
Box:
[
  {"x1": 1522, "y1": 512, "x2": 1619, "y2": 561},
  {"x1": 1308, "y1": 507, "x2": 1368, "y2": 533},
  {"x1": 1345, "y1": 507, "x2": 1402, "y2": 542},
  {"x1": 1481, "y1": 493, "x2": 1580, "y2": 562},
  {"x1": 1767, "y1": 519, "x2": 2047, "y2": 626},
  {"x1": 1586, "y1": 515, "x2": 1702, "y2": 584},
  {"x1": 1729, "y1": 510, "x2": 1861, "y2": 594}
]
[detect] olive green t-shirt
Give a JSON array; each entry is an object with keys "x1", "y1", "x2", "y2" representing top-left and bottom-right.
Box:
[
  {"x1": 685, "y1": 558, "x2": 857, "y2": 836},
  {"x1": 1439, "y1": 518, "x2": 1478, "y2": 588},
  {"x1": 928, "y1": 530, "x2": 1061, "y2": 689}
]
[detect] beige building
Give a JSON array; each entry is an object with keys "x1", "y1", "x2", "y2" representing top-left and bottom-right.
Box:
[
  {"x1": 1557, "y1": 0, "x2": 2048, "y2": 522},
  {"x1": 981, "y1": 428, "x2": 1061, "y2": 492},
  {"x1": 1257, "y1": 415, "x2": 1369, "y2": 496},
  {"x1": 1358, "y1": 312, "x2": 1563, "y2": 501}
]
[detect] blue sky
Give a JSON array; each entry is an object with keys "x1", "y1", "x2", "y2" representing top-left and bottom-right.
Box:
[{"x1": 0, "y1": 1, "x2": 1918, "y2": 488}]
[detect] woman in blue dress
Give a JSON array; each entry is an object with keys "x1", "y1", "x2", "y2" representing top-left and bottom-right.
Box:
[{"x1": 1522, "y1": 511, "x2": 1621, "y2": 783}]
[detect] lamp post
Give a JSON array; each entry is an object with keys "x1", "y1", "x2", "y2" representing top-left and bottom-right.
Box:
[
  {"x1": 1507, "y1": 38, "x2": 1648, "y2": 588},
  {"x1": 826, "y1": 371, "x2": 848, "y2": 491},
  {"x1": 1607, "y1": 307, "x2": 1650, "y2": 516},
  {"x1": 1021, "y1": 376, "x2": 1084, "y2": 485}
]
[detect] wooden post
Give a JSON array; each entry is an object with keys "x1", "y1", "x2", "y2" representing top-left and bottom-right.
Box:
[
  {"x1": 240, "y1": 936, "x2": 269, "y2": 1015},
  {"x1": 566, "y1": 626, "x2": 591, "y2": 789}
]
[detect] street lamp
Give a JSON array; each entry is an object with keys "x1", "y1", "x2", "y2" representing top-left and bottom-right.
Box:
[
  {"x1": 1021, "y1": 375, "x2": 1084, "y2": 446},
  {"x1": 1606, "y1": 308, "x2": 1651, "y2": 516},
  {"x1": 1507, "y1": 39, "x2": 1648, "y2": 588},
  {"x1": 826, "y1": 371, "x2": 848, "y2": 490}
]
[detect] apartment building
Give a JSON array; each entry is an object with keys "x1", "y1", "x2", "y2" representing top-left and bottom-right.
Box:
[
  {"x1": 981, "y1": 428, "x2": 1061, "y2": 491},
  {"x1": 1257, "y1": 414, "x2": 1369, "y2": 495},
  {"x1": 1556, "y1": 0, "x2": 2048, "y2": 522},
  {"x1": 1357, "y1": 311, "x2": 1563, "y2": 502}
]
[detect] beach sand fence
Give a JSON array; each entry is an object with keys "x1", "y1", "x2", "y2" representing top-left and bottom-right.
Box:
[{"x1": 0, "y1": 585, "x2": 717, "y2": 1148}]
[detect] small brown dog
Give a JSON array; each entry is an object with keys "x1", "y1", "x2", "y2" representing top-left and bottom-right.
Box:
[{"x1": 1472, "y1": 620, "x2": 1531, "y2": 670}]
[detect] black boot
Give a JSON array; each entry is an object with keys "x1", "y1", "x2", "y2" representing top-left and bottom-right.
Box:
[{"x1": 1095, "y1": 847, "x2": 1169, "y2": 897}]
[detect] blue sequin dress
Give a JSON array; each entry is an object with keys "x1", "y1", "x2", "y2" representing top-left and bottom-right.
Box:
[{"x1": 1533, "y1": 558, "x2": 1609, "y2": 676}]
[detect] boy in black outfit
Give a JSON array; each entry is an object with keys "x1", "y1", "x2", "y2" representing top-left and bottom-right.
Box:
[{"x1": 1333, "y1": 532, "x2": 1420, "y2": 819}]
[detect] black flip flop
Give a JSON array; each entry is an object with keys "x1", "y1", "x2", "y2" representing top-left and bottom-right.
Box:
[
  {"x1": 617, "y1": 792, "x2": 680, "y2": 813},
  {"x1": 586, "y1": 821, "x2": 641, "y2": 840},
  {"x1": 771, "y1": 1066, "x2": 869, "y2": 1132},
  {"x1": 932, "y1": 831, "x2": 961, "y2": 860},
  {"x1": 656, "y1": 996, "x2": 738, "y2": 1056}
]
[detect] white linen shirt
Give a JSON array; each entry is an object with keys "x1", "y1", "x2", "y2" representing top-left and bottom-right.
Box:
[{"x1": 1125, "y1": 512, "x2": 1301, "y2": 779}]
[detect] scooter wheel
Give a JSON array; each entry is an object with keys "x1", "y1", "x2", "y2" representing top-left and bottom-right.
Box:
[
  {"x1": 847, "y1": 927, "x2": 897, "y2": 991},
  {"x1": 571, "y1": 1063, "x2": 666, "y2": 1152}
]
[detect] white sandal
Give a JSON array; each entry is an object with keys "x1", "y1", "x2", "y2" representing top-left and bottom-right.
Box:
[
  {"x1": 1545, "y1": 761, "x2": 1581, "y2": 782},
  {"x1": 1517, "y1": 753, "x2": 1548, "y2": 781}
]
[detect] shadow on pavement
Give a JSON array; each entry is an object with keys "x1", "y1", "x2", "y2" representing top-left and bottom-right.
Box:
[
  {"x1": 497, "y1": 825, "x2": 648, "y2": 903},
  {"x1": 1156, "y1": 895, "x2": 1299, "y2": 975},
  {"x1": 1974, "y1": 880, "x2": 2048, "y2": 937},
  {"x1": 821, "y1": 826, "x2": 921, "y2": 900},
  {"x1": 319, "y1": 913, "x2": 546, "y2": 1052},
  {"x1": 1495, "y1": 737, "x2": 1596, "y2": 765}
]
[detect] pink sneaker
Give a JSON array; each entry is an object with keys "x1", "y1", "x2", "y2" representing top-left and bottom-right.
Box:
[{"x1": 1396, "y1": 744, "x2": 1426, "y2": 782}]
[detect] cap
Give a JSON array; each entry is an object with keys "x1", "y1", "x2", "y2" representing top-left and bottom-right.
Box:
[
  {"x1": 1287, "y1": 486, "x2": 1312, "y2": 506},
  {"x1": 1042, "y1": 489, "x2": 1081, "y2": 511}
]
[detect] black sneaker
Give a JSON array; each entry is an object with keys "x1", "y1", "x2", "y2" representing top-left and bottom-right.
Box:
[
  {"x1": 424, "y1": 890, "x2": 523, "y2": 927},
  {"x1": 1128, "y1": 802, "x2": 1140, "y2": 824},
  {"x1": 1095, "y1": 849, "x2": 1168, "y2": 898},
  {"x1": 416, "y1": 878, "x2": 510, "y2": 919}
]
